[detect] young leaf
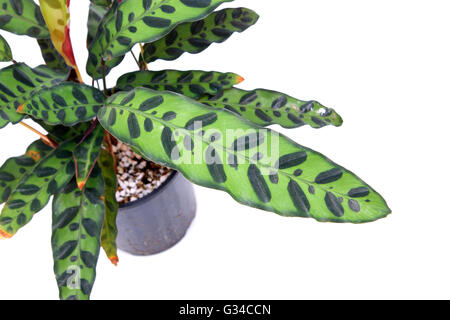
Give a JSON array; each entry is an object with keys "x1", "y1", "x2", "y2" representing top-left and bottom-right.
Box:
[
  {"x1": 141, "y1": 7, "x2": 259, "y2": 63},
  {"x1": 199, "y1": 88, "x2": 343, "y2": 129},
  {"x1": 74, "y1": 124, "x2": 105, "y2": 190},
  {"x1": 37, "y1": 38, "x2": 69, "y2": 72},
  {"x1": 0, "y1": 137, "x2": 78, "y2": 238},
  {"x1": 98, "y1": 149, "x2": 119, "y2": 266},
  {"x1": 116, "y1": 70, "x2": 244, "y2": 99},
  {"x1": 87, "y1": 0, "x2": 233, "y2": 77},
  {"x1": 52, "y1": 169, "x2": 105, "y2": 300},
  {"x1": 0, "y1": 63, "x2": 68, "y2": 129},
  {"x1": 98, "y1": 88, "x2": 391, "y2": 224},
  {"x1": 86, "y1": 1, "x2": 124, "y2": 79},
  {"x1": 0, "y1": 139, "x2": 53, "y2": 205},
  {"x1": 87, "y1": 3, "x2": 108, "y2": 47},
  {"x1": 38, "y1": 0, "x2": 81, "y2": 79},
  {"x1": 0, "y1": 33, "x2": 12, "y2": 61},
  {"x1": 21, "y1": 83, "x2": 106, "y2": 126},
  {"x1": 0, "y1": 0, "x2": 49, "y2": 38}
]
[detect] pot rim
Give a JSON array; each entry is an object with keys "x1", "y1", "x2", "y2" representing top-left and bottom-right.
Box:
[{"x1": 118, "y1": 169, "x2": 177, "y2": 209}]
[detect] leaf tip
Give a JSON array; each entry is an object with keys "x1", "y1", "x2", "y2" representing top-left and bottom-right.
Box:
[
  {"x1": 16, "y1": 104, "x2": 24, "y2": 113},
  {"x1": 77, "y1": 180, "x2": 86, "y2": 190},
  {"x1": 236, "y1": 75, "x2": 245, "y2": 84},
  {"x1": 110, "y1": 256, "x2": 119, "y2": 266},
  {"x1": 0, "y1": 228, "x2": 13, "y2": 240}
]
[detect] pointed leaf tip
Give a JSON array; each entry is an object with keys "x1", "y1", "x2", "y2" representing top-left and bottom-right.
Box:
[
  {"x1": 237, "y1": 75, "x2": 245, "y2": 84},
  {"x1": 0, "y1": 229, "x2": 13, "y2": 240},
  {"x1": 77, "y1": 180, "x2": 86, "y2": 190},
  {"x1": 110, "y1": 256, "x2": 119, "y2": 266},
  {"x1": 16, "y1": 104, "x2": 24, "y2": 114}
]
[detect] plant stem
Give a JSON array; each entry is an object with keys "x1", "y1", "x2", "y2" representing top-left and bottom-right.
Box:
[
  {"x1": 130, "y1": 50, "x2": 141, "y2": 70},
  {"x1": 139, "y1": 43, "x2": 149, "y2": 71},
  {"x1": 104, "y1": 132, "x2": 117, "y2": 171},
  {"x1": 20, "y1": 122, "x2": 58, "y2": 149},
  {"x1": 77, "y1": 119, "x2": 99, "y2": 146},
  {"x1": 101, "y1": 59, "x2": 108, "y2": 96}
]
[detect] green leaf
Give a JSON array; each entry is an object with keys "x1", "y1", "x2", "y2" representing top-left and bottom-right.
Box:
[
  {"x1": 0, "y1": 33, "x2": 12, "y2": 61},
  {"x1": 116, "y1": 69, "x2": 244, "y2": 99},
  {"x1": 199, "y1": 88, "x2": 343, "y2": 129},
  {"x1": 87, "y1": 0, "x2": 233, "y2": 78},
  {"x1": 90, "y1": 0, "x2": 112, "y2": 7},
  {"x1": 98, "y1": 88, "x2": 391, "y2": 224},
  {"x1": 86, "y1": 1, "x2": 124, "y2": 79},
  {"x1": 98, "y1": 149, "x2": 119, "y2": 265},
  {"x1": 141, "y1": 7, "x2": 259, "y2": 63},
  {"x1": 52, "y1": 168, "x2": 105, "y2": 300},
  {"x1": 74, "y1": 124, "x2": 105, "y2": 189},
  {"x1": 0, "y1": 137, "x2": 78, "y2": 238},
  {"x1": 37, "y1": 38, "x2": 69, "y2": 72},
  {"x1": 0, "y1": 139, "x2": 53, "y2": 205},
  {"x1": 0, "y1": 0, "x2": 49, "y2": 38},
  {"x1": 87, "y1": 3, "x2": 108, "y2": 47},
  {"x1": 21, "y1": 83, "x2": 106, "y2": 126},
  {"x1": 0, "y1": 63, "x2": 68, "y2": 129}
]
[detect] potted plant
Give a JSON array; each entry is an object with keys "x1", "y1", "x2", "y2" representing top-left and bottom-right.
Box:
[{"x1": 0, "y1": 0, "x2": 391, "y2": 300}]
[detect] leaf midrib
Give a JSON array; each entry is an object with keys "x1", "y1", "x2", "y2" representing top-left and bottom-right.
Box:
[
  {"x1": 204, "y1": 100, "x2": 320, "y2": 118},
  {"x1": 107, "y1": 103, "x2": 353, "y2": 200}
]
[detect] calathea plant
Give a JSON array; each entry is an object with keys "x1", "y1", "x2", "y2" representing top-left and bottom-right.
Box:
[{"x1": 0, "y1": 0, "x2": 390, "y2": 300}]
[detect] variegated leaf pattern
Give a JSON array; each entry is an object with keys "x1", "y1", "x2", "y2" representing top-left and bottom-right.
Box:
[
  {"x1": 199, "y1": 88, "x2": 343, "y2": 129},
  {"x1": 0, "y1": 63, "x2": 68, "y2": 129},
  {"x1": 116, "y1": 70, "x2": 244, "y2": 99},
  {"x1": 21, "y1": 83, "x2": 106, "y2": 126},
  {"x1": 87, "y1": 3, "x2": 108, "y2": 47},
  {"x1": 141, "y1": 7, "x2": 258, "y2": 63},
  {"x1": 0, "y1": 137, "x2": 77, "y2": 238},
  {"x1": 37, "y1": 38, "x2": 69, "y2": 72},
  {"x1": 0, "y1": 0, "x2": 49, "y2": 38},
  {"x1": 0, "y1": 139, "x2": 52, "y2": 204},
  {"x1": 38, "y1": 0, "x2": 78, "y2": 72},
  {"x1": 86, "y1": 0, "x2": 124, "y2": 79},
  {"x1": 74, "y1": 124, "x2": 105, "y2": 190},
  {"x1": 87, "y1": 0, "x2": 233, "y2": 78},
  {"x1": 52, "y1": 168, "x2": 105, "y2": 300},
  {"x1": 98, "y1": 88, "x2": 391, "y2": 224},
  {"x1": 98, "y1": 149, "x2": 119, "y2": 265},
  {"x1": 0, "y1": 33, "x2": 12, "y2": 61}
]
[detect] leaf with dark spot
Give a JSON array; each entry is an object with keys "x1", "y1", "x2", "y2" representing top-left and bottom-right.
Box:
[
  {"x1": 141, "y1": 7, "x2": 259, "y2": 63},
  {"x1": 51, "y1": 171, "x2": 105, "y2": 300},
  {"x1": 98, "y1": 87, "x2": 391, "y2": 225},
  {"x1": 200, "y1": 87, "x2": 343, "y2": 129}
]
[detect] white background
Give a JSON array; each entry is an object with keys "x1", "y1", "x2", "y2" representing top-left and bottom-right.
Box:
[{"x1": 0, "y1": 0, "x2": 449, "y2": 299}]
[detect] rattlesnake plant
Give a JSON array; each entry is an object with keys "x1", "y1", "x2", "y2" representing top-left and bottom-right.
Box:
[{"x1": 0, "y1": 0, "x2": 390, "y2": 300}]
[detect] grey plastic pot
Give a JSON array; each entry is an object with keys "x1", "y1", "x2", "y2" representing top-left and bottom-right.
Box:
[{"x1": 116, "y1": 170, "x2": 196, "y2": 256}]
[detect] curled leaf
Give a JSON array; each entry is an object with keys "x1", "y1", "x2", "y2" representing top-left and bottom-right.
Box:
[
  {"x1": 200, "y1": 88, "x2": 343, "y2": 129},
  {"x1": 116, "y1": 69, "x2": 244, "y2": 99},
  {"x1": 141, "y1": 7, "x2": 259, "y2": 63},
  {"x1": 39, "y1": 0, "x2": 81, "y2": 79}
]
